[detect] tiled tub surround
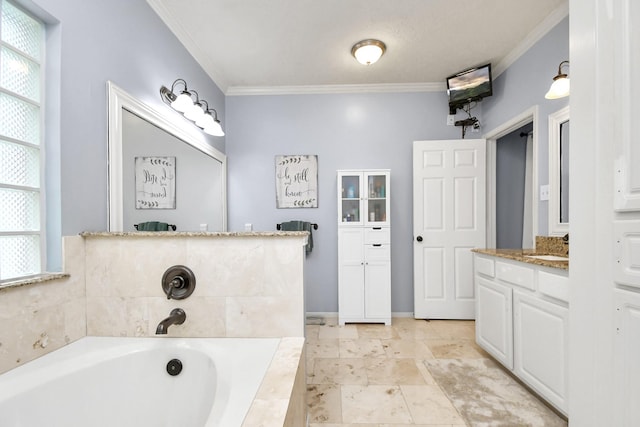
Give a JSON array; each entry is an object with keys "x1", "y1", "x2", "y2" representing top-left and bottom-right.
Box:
[
  {"x1": 81, "y1": 232, "x2": 307, "y2": 338},
  {"x1": 0, "y1": 232, "x2": 308, "y2": 426}
]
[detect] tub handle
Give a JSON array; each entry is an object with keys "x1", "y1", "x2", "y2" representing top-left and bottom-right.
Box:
[{"x1": 162, "y1": 265, "x2": 196, "y2": 300}]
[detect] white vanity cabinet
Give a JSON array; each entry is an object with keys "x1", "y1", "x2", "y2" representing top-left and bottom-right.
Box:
[
  {"x1": 474, "y1": 253, "x2": 569, "y2": 415},
  {"x1": 338, "y1": 170, "x2": 391, "y2": 325}
]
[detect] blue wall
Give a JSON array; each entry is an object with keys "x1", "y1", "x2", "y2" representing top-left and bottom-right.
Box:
[
  {"x1": 25, "y1": 0, "x2": 568, "y2": 313},
  {"x1": 226, "y1": 92, "x2": 459, "y2": 312},
  {"x1": 483, "y1": 17, "x2": 570, "y2": 235},
  {"x1": 29, "y1": 0, "x2": 225, "y2": 241},
  {"x1": 227, "y1": 18, "x2": 569, "y2": 313}
]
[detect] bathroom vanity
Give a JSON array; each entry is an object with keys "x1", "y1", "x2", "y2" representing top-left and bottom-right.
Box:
[{"x1": 473, "y1": 249, "x2": 569, "y2": 416}]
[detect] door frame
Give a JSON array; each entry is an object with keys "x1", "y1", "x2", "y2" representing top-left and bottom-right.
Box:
[{"x1": 483, "y1": 106, "x2": 539, "y2": 249}]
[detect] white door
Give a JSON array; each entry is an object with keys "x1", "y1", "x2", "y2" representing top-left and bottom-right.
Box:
[{"x1": 413, "y1": 139, "x2": 486, "y2": 319}]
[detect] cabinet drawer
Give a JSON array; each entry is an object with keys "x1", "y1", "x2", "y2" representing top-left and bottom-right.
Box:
[
  {"x1": 365, "y1": 244, "x2": 390, "y2": 261},
  {"x1": 364, "y1": 227, "x2": 390, "y2": 244},
  {"x1": 475, "y1": 256, "x2": 495, "y2": 277},
  {"x1": 496, "y1": 261, "x2": 535, "y2": 290},
  {"x1": 538, "y1": 270, "x2": 570, "y2": 303}
]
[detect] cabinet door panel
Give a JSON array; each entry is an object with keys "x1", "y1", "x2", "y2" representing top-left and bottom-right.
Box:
[
  {"x1": 614, "y1": 289, "x2": 640, "y2": 426},
  {"x1": 476, "y1": 277, "x2": 513, "y2": 369},
  {"x1": 339, "y1": 264, "x2": 365, "y2": 318},
  {"x1": 365, "y1": 261, "x2": 391, "y2": 319},
  {"x1": 513, "y1": 291, "x2": 568, "y2": 414}
]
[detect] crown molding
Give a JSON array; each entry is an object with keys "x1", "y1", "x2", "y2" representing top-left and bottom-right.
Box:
[
  {"x1": 226, "y1": 82, "x2": 446, "y2": 96},
  {"x1": 493, "y1": 2, "x2": 569, "y2": 78},
  {"x1": 146, "y1": 0, "x2": 230, "y2": 92}
]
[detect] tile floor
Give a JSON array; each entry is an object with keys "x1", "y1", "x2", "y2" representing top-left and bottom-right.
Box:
[{"x1": 305, "y1": 317, "x2": 568, "y2": 427}]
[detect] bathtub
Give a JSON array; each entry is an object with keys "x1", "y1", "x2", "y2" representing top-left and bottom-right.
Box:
[{"x1": 0, "y1": 336, "x2": 280, "y2": 427}]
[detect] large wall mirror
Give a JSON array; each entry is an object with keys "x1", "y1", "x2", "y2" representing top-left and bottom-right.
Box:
[
  {"x1": 548, "y1": 105, "x2": 569, "y2": 236},
  {"x1": 107, "y1": 81, "x2": 227, "y2": 232}
]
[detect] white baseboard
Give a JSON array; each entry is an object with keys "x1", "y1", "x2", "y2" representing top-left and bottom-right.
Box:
[{"x1": 306, "y1": 312, "x2": 415, "y2": 319}]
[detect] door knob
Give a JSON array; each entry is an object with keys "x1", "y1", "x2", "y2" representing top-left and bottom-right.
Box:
[{"x1": 416, "y1": 236, "x2": 423, "y2": 242}]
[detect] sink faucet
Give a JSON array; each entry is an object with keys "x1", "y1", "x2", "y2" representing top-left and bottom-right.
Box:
[{"x1": 155, "y1": 308, "x2": 186, "y2": 335}]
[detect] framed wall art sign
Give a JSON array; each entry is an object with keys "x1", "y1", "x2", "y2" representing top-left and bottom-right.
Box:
[
  {"x1": 275, "y1": 154, "x2": 318, "y2": 208},
  {"x1": 135, "y1": 156, "x2": 176, "y2": 209}
]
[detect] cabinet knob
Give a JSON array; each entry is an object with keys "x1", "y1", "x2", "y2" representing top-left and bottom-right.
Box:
[{"x1": 416, "y1": 236, "x2": 423, "y2": 242}]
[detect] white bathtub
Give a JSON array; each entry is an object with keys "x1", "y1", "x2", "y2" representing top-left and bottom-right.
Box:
[{"x1": 0, "y1": 337, "x2": 280, "y2": 427}]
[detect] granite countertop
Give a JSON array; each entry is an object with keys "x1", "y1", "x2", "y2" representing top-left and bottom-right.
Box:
[
  {"x1": 79, "y1": 231, "x2": 309, "y2": 238},
  {"x1": 472, "y1": 248, "x2": 569, "y2": 270}
]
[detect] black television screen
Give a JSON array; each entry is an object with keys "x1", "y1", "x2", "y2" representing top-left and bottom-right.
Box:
[{"x1": 446, "y1": 64, "x2": 492, "y2": 111}]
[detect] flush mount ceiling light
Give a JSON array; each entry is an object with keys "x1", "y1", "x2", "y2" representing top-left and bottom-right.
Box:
[
  {"x1": 545, "y1": 60, "x2": 570, "y2": 99},
  {"x1": 160, "y1": 79, "x2": 225, "y2": 137},
  {"x1": 351, "y1": 39, "x2": 386, "y2": 65}
]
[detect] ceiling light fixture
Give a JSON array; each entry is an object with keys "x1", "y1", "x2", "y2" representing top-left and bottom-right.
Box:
[
  {"x1": 160, "y1": 79, "x2": 225, "y2": 137},
  {"x1": 351, "y1": 39, "x2": 386, "y2": 65},
  {"x1": 545, "y1": 61, "x2": 570, "y2": 99}
]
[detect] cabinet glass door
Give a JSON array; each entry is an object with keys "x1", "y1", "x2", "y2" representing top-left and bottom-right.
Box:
[
  {"x1": 366, "y1": 174, "x2": 388, "y2": 224},
  {"x1": 340, "y1": 174, "x2": 361, "y2": 223}
]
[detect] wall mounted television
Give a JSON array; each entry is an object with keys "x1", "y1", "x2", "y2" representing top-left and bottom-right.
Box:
[{"x1": 446, "y1": 63, "x2": 492, "y2": 114}]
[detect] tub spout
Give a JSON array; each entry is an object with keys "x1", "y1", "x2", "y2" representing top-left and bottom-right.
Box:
[{"x1": 155, "y1": 308, "x2": 186, "y2": 335}]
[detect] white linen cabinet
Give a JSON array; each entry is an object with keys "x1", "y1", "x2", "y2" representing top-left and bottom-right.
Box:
[{"x1": 337, "y1": 170, "x2": 391, "y2": 325}]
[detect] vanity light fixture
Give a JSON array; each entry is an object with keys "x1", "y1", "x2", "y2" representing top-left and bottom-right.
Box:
[
  {"x1": 160, "y1": 79, "x2": 225, "y2": 136},
  {"x1": 545, "y1": 60, "x2": 570, "y2": 99},
  {"x1": 351, "y1": 39, "x2": 386, "y2": 65}
]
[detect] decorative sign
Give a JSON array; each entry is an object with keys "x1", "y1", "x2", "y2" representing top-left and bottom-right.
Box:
[
  {"x1": 135, "y1": 156, "x2": 176, "y2": 209},
  {"x1": 275, "y1": 155, "x2": 318, "y2": 208}
]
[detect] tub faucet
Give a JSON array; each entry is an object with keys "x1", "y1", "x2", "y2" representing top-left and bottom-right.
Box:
[{"x1": 155, "y1": 308, "x2": 186, "y2": 335}]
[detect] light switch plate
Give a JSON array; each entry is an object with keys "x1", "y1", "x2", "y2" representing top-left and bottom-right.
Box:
[{"x1": 540, "y1": 185, "x2": 550, "y2": 201}]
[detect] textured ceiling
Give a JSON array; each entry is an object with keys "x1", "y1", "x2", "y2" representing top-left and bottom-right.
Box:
[{"x1": 147, "y1": 0, "x2": 568, "y2": 95}]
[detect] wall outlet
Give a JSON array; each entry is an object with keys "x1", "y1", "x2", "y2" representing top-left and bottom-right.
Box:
[
  {"x1": 540, "y1": 185, "x2": 550, "y2": 201},
  {"x1": 199, "y1": 223, "x2": 208, "y2": 231},
  {"x1": 447, "y1": 115, "x2": 455, "y2": 126},
  {"x1": 244, "y1": 223, "x2": 253, "y2": 231}
]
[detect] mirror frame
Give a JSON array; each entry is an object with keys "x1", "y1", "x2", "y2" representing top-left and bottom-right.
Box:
[
  {"x1": 107, "y1": 81, "x2": 227, "y2": 232},
  {"x1": 548, "y1": 105, "x2": 569, "y2": 236}
]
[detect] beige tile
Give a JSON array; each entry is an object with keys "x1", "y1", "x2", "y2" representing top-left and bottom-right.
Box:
[
  {"x1": 242, "y1": 398, "x2": 288, "y2": 426},
  {"x1": 356, "y1": 323, "x2": 399, "y2": 339},
  {"x1": 424, "y1": 319, "x2": 476, "y2": 340},
  {"x1": 391, "y1": 317, "x2": 441, "y2": 339},
  {"x1": 306, "y1": 338, "x2": 340, "y2": 359},
  {"x1": 318, "y1": 323, "x2": 359, "y2": 339},
  {"x1": 226, "y1": 296, "x2": 304, "y2": 337},
  {"x1": 310, "y1": 357, "x2": 367, "y2": 385},
  {"x1": 381, "y1": 338, "x2": 435, "y2": 359},
  {"x1": 426, "y1": 339, "x2": 485, "y2": 359},
  {"x1": 305, "y1": 324, "x2": 320, "y2": 340},
  {"x1": 306, "y1": 383, "x2": 342, "y2": 423},
  {"x1": 415, "y1": 358, "x2": 438, "y2": 385},
  {"x1": 365, "y1": 358, "x2": 426, "y2": 385},
  {"x1": 339, "y1": 338, "x2": 386, "y2": 358},
  {"x1": 401, "y1": 384, "x2": 466, "y2": 425},
  {"x1": 380, "y1": 425, "x2": 465, "y2": 427},
  {"x1": 310, "y1": 424, "x2": 378, "y2": 427},
  {"x1": 341, "y1": 384, "x2": 413, "y2": 424}
]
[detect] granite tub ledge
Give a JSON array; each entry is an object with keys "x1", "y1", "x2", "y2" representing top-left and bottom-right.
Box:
[{"x1": 472, "y1": 248, "x2": 569, "y2": 270}]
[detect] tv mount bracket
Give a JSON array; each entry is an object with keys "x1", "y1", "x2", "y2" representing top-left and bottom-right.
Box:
[{"x1": 453, "y1": 101, "x2": 480, "y2": 139}]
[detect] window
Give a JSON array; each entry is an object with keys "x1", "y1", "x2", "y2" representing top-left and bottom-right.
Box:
[{"x1": 0, "y1": 0, "x2": 44, "y2": 282}]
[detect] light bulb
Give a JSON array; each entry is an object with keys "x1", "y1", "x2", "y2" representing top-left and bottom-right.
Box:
[
  {"x1": 184, "y1": 102, "x2": 205, "y2": 121},
  {"x1": 545, "y1": 77, "x2": 570, "y2": 99},
  {"x1": 171, "y1": 91, "x2": 193, "y2": 112}
]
